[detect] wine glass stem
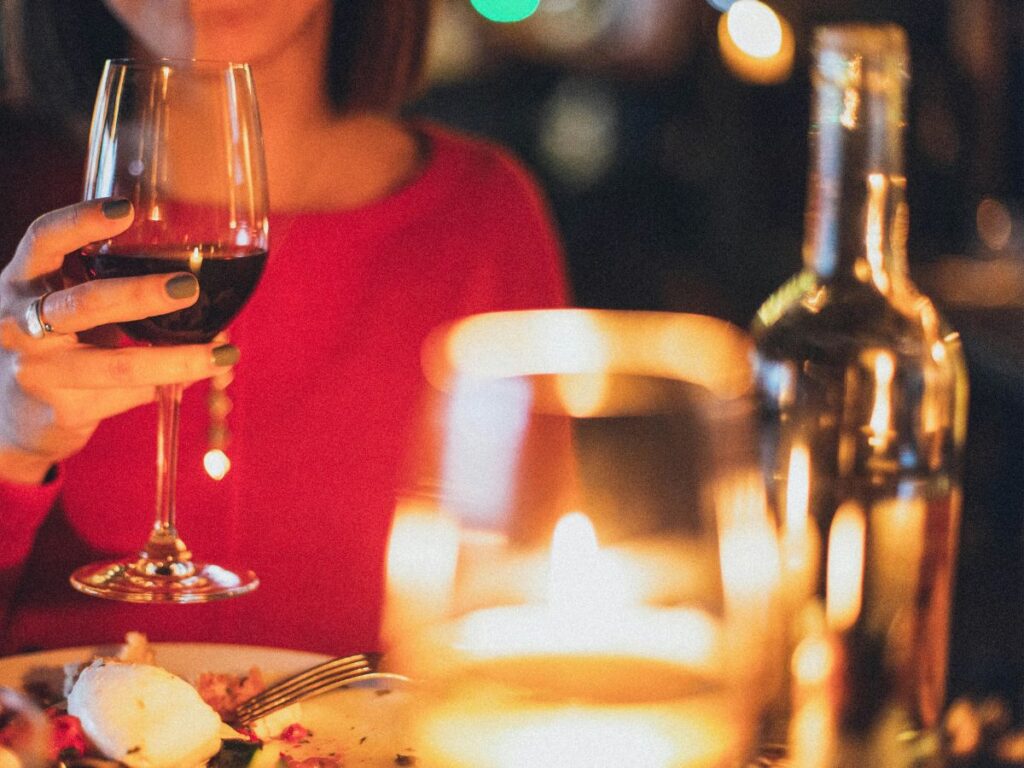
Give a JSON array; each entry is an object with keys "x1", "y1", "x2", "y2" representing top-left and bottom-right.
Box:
[{"x1": 143, "y1": 382, "x2": 190, "y2": 566}]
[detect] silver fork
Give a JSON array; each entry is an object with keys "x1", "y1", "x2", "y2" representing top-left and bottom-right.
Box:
[{"x1": 233, "y1": 653, "x2": 410, "y2": 725}]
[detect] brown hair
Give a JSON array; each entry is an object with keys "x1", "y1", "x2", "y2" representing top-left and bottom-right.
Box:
[
  {"x1": 2, "y1": 0, "x2": 432, "y2": 124},
  {"x1": 329, "y1": 1, "x2": 432, "y2": 112}
]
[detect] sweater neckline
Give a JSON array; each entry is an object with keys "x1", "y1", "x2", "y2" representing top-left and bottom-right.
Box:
[{"x1": 267, "y1": 120, "x2": 455, "y2": 224}]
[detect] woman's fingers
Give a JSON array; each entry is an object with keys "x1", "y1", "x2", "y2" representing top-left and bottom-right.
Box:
[
  {"x1": 14, "y1": 342, "x2": 239, "y2": 391},
  {"x1": 34, "y1": 272, "x2": 199, "y2": 336},
  {"x1": 49, "y1": 386, "x2": 159, "y2": 429},
  {"x1": 2, "y1": 384, "x2": 157, "y2": 445},
  {"x1": 7, "y1": 198, "x2": 134, "y2": 284},
  {"x1": 0, "y1": 198, "x2": 226, "y2": 479},
  {"x1": 0, "y1": 338, "x2": 233, "y2": 474}
]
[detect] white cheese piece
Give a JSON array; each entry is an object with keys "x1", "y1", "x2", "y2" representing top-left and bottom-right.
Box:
[{"x1": 67, "y1": 661, "x2": 222, "y2": 768}]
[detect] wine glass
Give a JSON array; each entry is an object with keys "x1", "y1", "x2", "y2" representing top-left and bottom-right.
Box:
[
  {"x1": 69, "y1": 59, "x2": 269, "y2": 603},
  {"x1": 382, "y1": 310, "x2": 785, "y2": 768}
]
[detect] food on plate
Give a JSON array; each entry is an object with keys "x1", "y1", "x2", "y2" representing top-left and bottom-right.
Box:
[
  {"x1": 6, "y1": 635, "x2": 390, "y2": 767},
  {"x1": 113, "y1": 633, "x2": 156, "y2": 667},
  {"x1": 60, "y1": 632, "x2": 155, "y2": 702},
  {"x1": 32, "y1": 634, "x2": 355, "y2": 767},
  {"x1": 67, "y1": 660, "x2": 223, "y2": 768},
  {"x1": 196, "y1": 669, "x2": 267, "y2": 722}
]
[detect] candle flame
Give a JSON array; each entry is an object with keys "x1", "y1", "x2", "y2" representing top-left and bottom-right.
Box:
[
  {"x1": 784, "y1": 443, "x2": 810, "y2": 539},
  {"x1": 548, "y1": 511, "x2": 602, "y2": 616},
  {"x1": 868, "y1": 350, "x2": 895, "y2": 451},
  {"x1": 455, "y1": 520, "x2": 719, "y2": 664},
  {"x1": 792, "y1": 633, "x2": 835, "y2": 686},
  {"x1": 826, "y1": 501, "x2": 866, "y2": 631},
  {"x1": 780, "y1": 443, "x2": 819, "y2": 602}
]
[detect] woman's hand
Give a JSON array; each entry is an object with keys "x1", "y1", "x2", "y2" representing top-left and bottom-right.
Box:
[{"x1": 0, "y1": 199, "x2": 238, "y2": 485}]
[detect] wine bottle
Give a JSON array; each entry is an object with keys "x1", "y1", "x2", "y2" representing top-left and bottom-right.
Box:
[{"x1": 751, "y1": 24, "x2": 969, "y2": 767}]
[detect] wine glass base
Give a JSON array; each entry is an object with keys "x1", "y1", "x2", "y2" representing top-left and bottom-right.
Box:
[{"x1": 69, "y1": 559, "x2": 259, "y2": 604}]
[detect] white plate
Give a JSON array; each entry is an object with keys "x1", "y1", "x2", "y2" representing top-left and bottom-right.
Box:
[{"x1": 0, "y1": 643, "x2": 417, "y2": 767}]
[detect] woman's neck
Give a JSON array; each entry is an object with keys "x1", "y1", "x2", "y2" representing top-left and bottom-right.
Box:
[
  {"x1": 239, "y1": 4, "x2": 338, "y2": 210},
  {"x1": 126, "y1": 4, "x2": 421, "y2": 213},
  {"x1": 238, "y1": 7, "x2": 421, "y2": 213}
]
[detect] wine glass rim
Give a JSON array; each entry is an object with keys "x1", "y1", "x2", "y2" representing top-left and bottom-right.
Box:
[{"x1": 105, "y1": 57, "x2": 252, "y2": 72}]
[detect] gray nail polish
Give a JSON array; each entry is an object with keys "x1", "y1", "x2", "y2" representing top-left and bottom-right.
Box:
[
  {"x1": 166, "y1": 274, "x2": 199, "y2": 299},
  {"x1": 101, "y1": 199, "x2": 132, "y2": 219},
  {"x1": 211, "y1": 344, "x2": 240, "y2": 367}
]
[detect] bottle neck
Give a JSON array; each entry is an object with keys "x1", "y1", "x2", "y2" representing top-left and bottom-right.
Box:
[{"x1": 803, "y1": 34, "x2": 909, "y2": 289}]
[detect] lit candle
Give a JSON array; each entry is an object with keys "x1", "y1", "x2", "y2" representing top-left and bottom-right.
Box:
[
  {"x1": 780, "y1": 443, "x2": 820, "y2": 606},
  {"x1": 867, "y1": 350, "x2": 896, "y2": 452},
  {"x1": 409, "y1": 512, "x2": 756, "y2": 768},
  {"x1": 825, "y1": 501, "x2": 866, "y2": 632},
  {"x1": 788, "y1": 607, "x2": 840, "y2": 768},
  {"x1": 382, "y1": 499, "x2": 461, "y2": 644}
]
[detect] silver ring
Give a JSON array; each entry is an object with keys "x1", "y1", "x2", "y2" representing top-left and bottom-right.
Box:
[{"x1": 24, "y1": 293, "x2": 55, "y2": 339}]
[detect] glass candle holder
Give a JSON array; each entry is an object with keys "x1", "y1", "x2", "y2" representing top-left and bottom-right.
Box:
[{"x1": 384, "y1": 309, "x2": 783, "y2": 768}]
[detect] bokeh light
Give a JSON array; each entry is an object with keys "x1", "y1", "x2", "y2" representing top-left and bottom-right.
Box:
[
  {"x1": 728, "y1": 0, "x2": 782, "y2": 58},
  {"x1": 203, "y1": 449, "x2": 231, "y2": 481},
  {"x1": 538, "y1": 78, "x2": 619, "y2": 188},
  {"x1": 471, "y1": 0, "x2": 541, "y2": 23},
  {"x1": 717, "y1": 0, "x2": 794, "y2": 84},
  {"x1": 976, "y1": 196, "x2": 1013, "y2": 251},
  {"x1": 425, "y1": 1, "x2": 485, "y2": 83}
]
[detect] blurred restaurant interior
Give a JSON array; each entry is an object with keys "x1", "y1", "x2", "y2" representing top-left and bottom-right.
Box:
[
  {"x1": 2, "y1": 0, "x2": 1023, "y2": 717},
  {"x1": 404, "y1": 0, "x2": 1024, "y2": 715}
]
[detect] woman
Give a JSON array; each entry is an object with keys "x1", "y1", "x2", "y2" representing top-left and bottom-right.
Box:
[{"x1": 0, "y1": 0, "x2": 568, "y2": 654}]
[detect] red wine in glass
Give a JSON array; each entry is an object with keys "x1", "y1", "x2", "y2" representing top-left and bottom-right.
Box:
[{"x1": 79, "y1": 244, "x2": 268, "y2": 345}]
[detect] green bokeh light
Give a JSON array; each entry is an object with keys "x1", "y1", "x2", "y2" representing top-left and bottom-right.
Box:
[{"x1": 471, "y1": 0, "x2": 541, "y2": 23}]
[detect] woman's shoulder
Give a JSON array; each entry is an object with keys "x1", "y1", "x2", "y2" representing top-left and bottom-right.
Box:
[
  {"x1": 410, "y1": 121, "x2": 558, "y2": 239},
  {"x1": 409, "y1": 122, "x2": 569, "y2": 310},
  {"x1": 415, "y1": 121, "x2": 543, "y2": 195}
]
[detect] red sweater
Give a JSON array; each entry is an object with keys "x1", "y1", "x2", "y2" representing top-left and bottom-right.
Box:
[{"x1": 0, "y1": 125, "x2": 568, "y2": 656}]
